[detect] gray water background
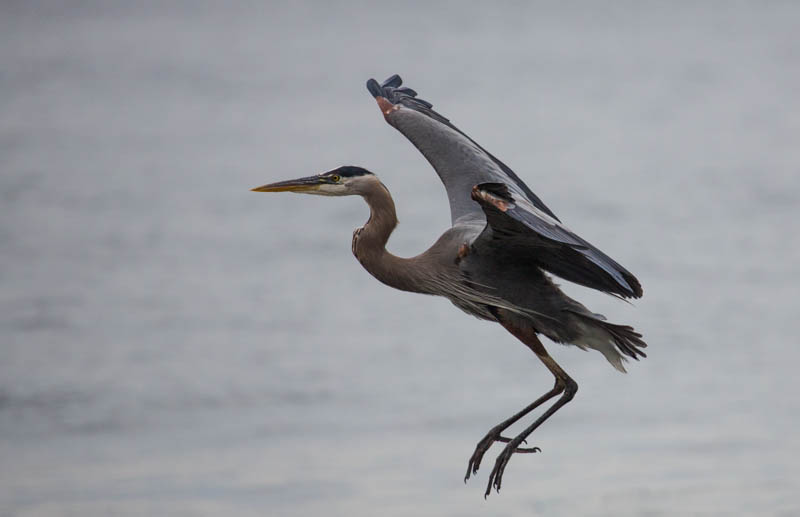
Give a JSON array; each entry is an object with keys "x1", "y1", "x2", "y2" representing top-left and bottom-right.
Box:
[{"x1": 2, "y1": 2, "x2": 799, "y2": 515}]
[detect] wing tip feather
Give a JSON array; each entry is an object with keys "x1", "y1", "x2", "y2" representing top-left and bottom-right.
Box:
[
  {"x1": 367, "y1": 74, "x2": 403, "y2": 97},
  {"x1": 365, "y1": 74, "x2": 434, "y2": 109},
  {"x1": 366, "y1": 78, "x2": 383, "y2": 98},
  {"x1": 366, "y1": 75, "x2": 403, "y2": 98}
]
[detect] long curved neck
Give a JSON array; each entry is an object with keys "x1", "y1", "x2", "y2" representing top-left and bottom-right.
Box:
[{"x1": 352, "y1": 180, "x2": 429, "y2": 294}]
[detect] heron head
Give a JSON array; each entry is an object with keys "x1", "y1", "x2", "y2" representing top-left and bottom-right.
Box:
[{"x1": 251, "y1": 166, "x2": 375, "y2": 197}]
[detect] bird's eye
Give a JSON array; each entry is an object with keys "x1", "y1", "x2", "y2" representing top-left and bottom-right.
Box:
[{"x1": 331, "y1": 175, "x2": 341, "y2": 182}]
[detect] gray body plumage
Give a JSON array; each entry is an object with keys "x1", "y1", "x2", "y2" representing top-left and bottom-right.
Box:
[{"x1": 351, "y1": 179, "x2": 642, "y2": 372}]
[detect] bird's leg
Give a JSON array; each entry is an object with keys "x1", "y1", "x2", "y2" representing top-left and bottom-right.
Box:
[
  {"x1": 464, "y1": 382, "x2": 560, "y2": 482},
  {"x1": 465, "y1": 310, "x2": 578, "y2": 497},
  {"x1": 484, "y1": 353, "x2": 577, "y2": 497}
]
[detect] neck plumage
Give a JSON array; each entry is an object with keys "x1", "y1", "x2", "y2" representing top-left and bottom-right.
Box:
[{"x1": 351, "y1": 180, "x2": 429, "y2": 294}]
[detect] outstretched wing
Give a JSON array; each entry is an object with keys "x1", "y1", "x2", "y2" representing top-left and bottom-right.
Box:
[
  {"x1": 367, "y1": 75, "x2": 642, "y2": 299},
  {"x1": 471, "y1": 183, "x2": 643, "y2": 299},
  {"x1": 366, "y1": 74, "x2": 558, "y2": 226}
]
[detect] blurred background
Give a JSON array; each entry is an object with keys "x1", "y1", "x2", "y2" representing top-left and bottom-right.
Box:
[{"x1": 2, "y1": 1, "x2": 799, "y2": 515}]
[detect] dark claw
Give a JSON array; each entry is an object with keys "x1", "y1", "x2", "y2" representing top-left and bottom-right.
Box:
[
  {"x1": 495, "y1": 436, "x2": 539, "y2": 453},
  {"x1": 465, "y1": 433, "x2": 495, "y2": 482},
  {"x1": 483, "y1": 437, "x2": 536, "y2": 497},
  {"x1": 465, "y1": 430, "x2": 540, "y2": 484},
  {"x1": 485, "y1": 446, "x2": 513, "y2": 497}
]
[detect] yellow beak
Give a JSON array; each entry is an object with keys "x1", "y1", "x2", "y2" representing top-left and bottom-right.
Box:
[{"x1": 251, "y1": 175, "x2": 322, "y2": 193}]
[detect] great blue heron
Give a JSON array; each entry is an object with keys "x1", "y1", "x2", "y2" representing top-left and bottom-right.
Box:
[{"x1": 252, "y1": 75, "x2": 646, "y2": 497}]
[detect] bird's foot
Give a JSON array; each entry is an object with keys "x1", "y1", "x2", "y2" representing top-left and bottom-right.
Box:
[
  {"x1": 484, "y1": 437, "x2": 535, "y2": 498},
  {"x1": 495, "y1": 436, "x2": 542, "y2": 452},
  {"x1": 464, "y1": 427, "x2": 540, "y2": 483}
]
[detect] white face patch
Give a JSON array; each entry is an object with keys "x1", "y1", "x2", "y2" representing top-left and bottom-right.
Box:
[
  {"x1": 294, "y1": 174, "x2": 379, "y2": 197},
  {"x1": 295, "y1": 183, "x2": 347, "y2": 196}
]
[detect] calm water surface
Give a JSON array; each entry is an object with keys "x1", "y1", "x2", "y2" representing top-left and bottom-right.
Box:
[{"x1": 1, "y1": 2, "x2": 799, "y2": 515}]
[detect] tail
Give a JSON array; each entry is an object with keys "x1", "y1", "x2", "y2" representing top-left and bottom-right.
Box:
[
  {"x1": 601, "y1": 321, "x2": 647, "y2": 361},
  {"x1": 568, "y1": 310, "x2": 648, "y2": 373}
]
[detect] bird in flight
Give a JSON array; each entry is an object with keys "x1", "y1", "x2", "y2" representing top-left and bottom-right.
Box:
[{"x1": 252, "y1": 74, "x2": 646, "y2": 497}]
